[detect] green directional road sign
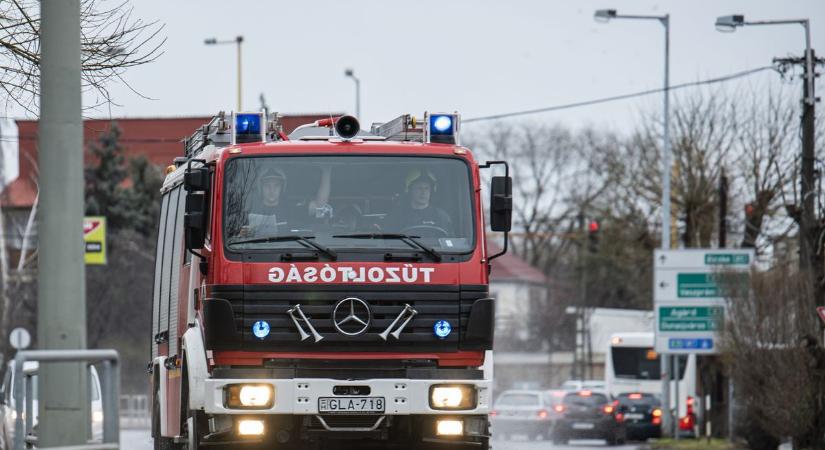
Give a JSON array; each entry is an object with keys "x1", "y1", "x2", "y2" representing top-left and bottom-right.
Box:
[
  {"x1": 677, "y1": 273, "x2": 718, "y2": 298},
  {"x1": 676, "y1": 272, "x2": 748, "y2": 298},
  {"x1": 704, "y1": 253, "x2": 749, "y2": 265},
  {"x1": 659, "y1": 306, "x2": 724, "y2": 332}
]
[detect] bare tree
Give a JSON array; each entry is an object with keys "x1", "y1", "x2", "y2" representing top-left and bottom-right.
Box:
[
  {"x1": 469, "y1": 122, "x2": 611, "y2": 272},
  {"x1": 722, "y1": 266, "x2": 825, "y2": 449},
  {"x1": 730, "y1": 88, "x2": 797, "y2": 250},
  {"x1": 0, "y1": 0, "x2": 165, "y2": 114}
]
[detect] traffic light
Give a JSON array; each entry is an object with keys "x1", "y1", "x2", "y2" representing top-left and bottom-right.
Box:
[
  {"x1": 745, "y1": 203, "x2": 755, "y2": 219},
  {"x1": 587, "y1": 220, "x2": 600, "y2": 253}
]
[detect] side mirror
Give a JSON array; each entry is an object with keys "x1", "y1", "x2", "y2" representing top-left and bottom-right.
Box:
[
  {"x1": 490, "y1": 176, "x2": 512, "y2": 232},
  {"x1": 184, "y1": 166, "x2": 209, "y2": 192},
  {"x1": 185, "y1": 192, "x2": 207, "y2": 250}
]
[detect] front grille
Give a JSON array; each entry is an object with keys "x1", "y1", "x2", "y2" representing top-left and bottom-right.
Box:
[{"x1": 205, "y1": 284, "x2": 486, "y2": 352}]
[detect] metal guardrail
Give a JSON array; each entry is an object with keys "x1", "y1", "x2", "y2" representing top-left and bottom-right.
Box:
[
  {"x1": 119, "y1": 394, "x2": 150, "y2": 429},
  {"x1": 13, "y1": 350, "x2": 120, "y2": 450}
]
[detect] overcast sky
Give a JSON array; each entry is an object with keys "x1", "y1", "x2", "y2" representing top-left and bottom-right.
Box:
[{"x1": 10, "y1": 0, "x2": 825, "y2": 134}]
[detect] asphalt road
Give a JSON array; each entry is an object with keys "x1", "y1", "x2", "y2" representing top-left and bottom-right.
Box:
[
  {"x1": 121, "y1": 429, "x2": 645, "y2": 450},
  {"x1": 492, "y1": 436, "x2": 644, "y2": 450}
]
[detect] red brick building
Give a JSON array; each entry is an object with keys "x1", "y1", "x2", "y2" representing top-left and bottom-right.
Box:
[{"x1": 0, "y1": 114, "x2": 332, "y2": 259}]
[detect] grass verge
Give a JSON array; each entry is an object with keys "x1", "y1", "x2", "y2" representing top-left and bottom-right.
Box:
[{"x1": 648, "y1": 438, "x2": 737, "y2": 450}]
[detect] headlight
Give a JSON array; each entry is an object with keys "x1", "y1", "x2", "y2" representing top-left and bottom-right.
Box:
[
  {"x1": 429, "y1": 384, "x2": 476, "y2": 410},
  {"x1": 92, "y1": 411, "x2": 104, "y2": 423},
  {"x1": 224, "y1": 384, "x2": 274, "y2": 409}
]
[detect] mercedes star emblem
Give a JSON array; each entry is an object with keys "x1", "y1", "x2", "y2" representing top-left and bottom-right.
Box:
[{"x1": 332, "y1": 297, "x2": 371, "y2": 336}]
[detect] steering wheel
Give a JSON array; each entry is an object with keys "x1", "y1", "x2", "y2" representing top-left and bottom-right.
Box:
[{"x1": 400, "y1": 225, "x2": 449, "y2": 238}]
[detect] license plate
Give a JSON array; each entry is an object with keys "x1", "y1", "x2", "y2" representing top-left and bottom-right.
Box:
[
  {"x1": 625, "y1": 413, "x2": 644, "y2": 420},
  {"x1": 572, "y1": 422, "x2": 595, "y2": 430},
  {"x1": 318, "y1": 397, "x2": 385, "y2": 414}
]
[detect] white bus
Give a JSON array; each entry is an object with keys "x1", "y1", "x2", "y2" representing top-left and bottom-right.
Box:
[{"x1": 605, "y1": 332, "x2": 697, "y2": 435}]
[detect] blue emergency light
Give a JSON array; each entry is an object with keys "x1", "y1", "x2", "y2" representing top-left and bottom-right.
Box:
[
  {"x1": 252, "y1": 320, "x2": 271, "y2": 339},
  {"x1": 433, "y1": 320, "x2": 452, "y2": 339},
  {"x1": 234, "y1": 112, "x2": 264, "y2": 143},
  {"x1": 426, "y1": 113, "x2": 459, "y2": 144}
]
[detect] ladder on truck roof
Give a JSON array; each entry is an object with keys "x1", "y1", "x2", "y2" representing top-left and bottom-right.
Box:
[
  {"x1": 182, "y1": 111, "x2": 285, "y2": 159},
  {"x1": 181, "y1": 110, "x2": 460, "y2": 160}
]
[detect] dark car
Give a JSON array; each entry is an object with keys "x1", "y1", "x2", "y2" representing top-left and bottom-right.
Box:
[
  {"x1": 551, "y1": 390, "x2": 626, "y2": 446},
  {"x1": 616, "y1": 392, "x2": 662, "y2": 441},
  {"x1": 490, "y1": 390, "x2": 555, "y2": 440}
]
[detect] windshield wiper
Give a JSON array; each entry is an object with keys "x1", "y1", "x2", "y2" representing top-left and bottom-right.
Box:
[
  {"x1": 229, "y1": 235, "x2": 337, "y2": 261},
  {"x1": 332, "y1": 233, "x2": 442, "y2": 262}
]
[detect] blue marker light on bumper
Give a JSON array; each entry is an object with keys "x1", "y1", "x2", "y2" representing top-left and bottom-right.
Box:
[
  {"x1": 433, "y1": 320, "x2": 452, "y2": 339},
  {"x1": 252, "y1": 320, "x2": 270, "y2": 339}
]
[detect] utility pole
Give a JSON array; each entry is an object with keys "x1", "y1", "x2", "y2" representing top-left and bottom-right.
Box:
[
  {"x1": 236, "y1": 35, "x2": 243, "y2": 111},
  {"x1": 719, "y1": 170, "x2": 727, "y2": 248},
  {"x1": 38, "y1": 0, "x2": 89, "y2": 446},
  {"x1": 793, "y1": 47, "x2": 820, "y2": 275}
]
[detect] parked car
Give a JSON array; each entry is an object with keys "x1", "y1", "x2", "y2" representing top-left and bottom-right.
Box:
[
  {"x1": 490, "y1": 390, "x2": 555, "y2": 440},
  {"x1": 0, "y1": 361, "x2": 103, "y2": 449},
  {"x1": 615, "y1": 392, "x2": 662, "y2": 441},
  {"x1": 552, "y1": 390, "x2": 627, "y2": 446}
]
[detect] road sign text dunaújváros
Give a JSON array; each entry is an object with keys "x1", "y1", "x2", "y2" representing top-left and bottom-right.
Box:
[
  {"x1": 676, "y1": 272, "x2": 748, "y2": 298},
  {"x1": 659, "y1": 306, "x2": 724, "y2": 332},
  {"x1": 704, "y1": 253, "x2": 749, "y2": 265}
]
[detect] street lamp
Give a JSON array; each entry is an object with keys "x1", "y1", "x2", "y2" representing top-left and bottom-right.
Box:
[
  {"x1": 593, "y1": 9, "x2": 671, "y2": 250},
  {"x1": 344, "y1": 68, "x2": 361, "y2": 119},
  {"x1": 594, "y1": 7, "x2": 674, "y2": 438},
  {"x1": 715, "y1": 12, "x2": 820, "y2": 299},
  {"x1": 205, "y1": 35, "x2": 244, "y2": 110},
  {"x1": 714, "y1": 14, "x2": 813, "y2": 105},
  {"x1": 593, "y1": 9, "x2": 616, "y2": 23}
]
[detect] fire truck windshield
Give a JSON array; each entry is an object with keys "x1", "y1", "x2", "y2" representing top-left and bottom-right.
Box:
[{"x1": 223, "y1": 155, "x2": 475, "y2": 257}]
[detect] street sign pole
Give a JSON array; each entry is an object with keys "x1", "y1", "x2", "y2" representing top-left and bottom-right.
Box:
[
  {"x1": 655, "y1": 249, "x2": 754, "y2": 441},
  {"x1": 38, "y1": 0, "x2": 89, "y2": 446}
]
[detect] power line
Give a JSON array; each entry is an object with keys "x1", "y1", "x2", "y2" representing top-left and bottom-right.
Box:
[{"x1": 464, "y1": 65, "x2": 776, "y2": 123}]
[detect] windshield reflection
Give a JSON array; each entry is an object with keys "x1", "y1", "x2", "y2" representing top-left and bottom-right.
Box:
[{"x1": 223, "y1": 156, "x2": 474, "y2": 256}]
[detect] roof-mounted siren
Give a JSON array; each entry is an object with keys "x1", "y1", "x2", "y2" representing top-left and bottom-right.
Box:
[
  {"x1": 334, "y1": 115, "x2": 360, "y2": 139},
  {"x1": 425, "y1": 112, "x2": 460, "y2": 145},
  {"x1": 231, "y1": 111, "x2": 265, "y2": 144}
]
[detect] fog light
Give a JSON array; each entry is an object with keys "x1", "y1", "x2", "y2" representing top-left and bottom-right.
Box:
[
  {"x1": 225, "y1": 384, "x2": 275, "y2": 409},
  {"x1": 238, "y1": 419, "x2": 265, "y2": 436},
  {"x1": 436, "y1": 419, "x2": 463, "y2": 436}
]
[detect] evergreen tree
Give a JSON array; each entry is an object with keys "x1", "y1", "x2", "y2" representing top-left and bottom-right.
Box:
[
  {"x1": 85, "y1": 122, "x2": 162, "y2": 236},
  {"x1": 85, "y1": 122, "x2": 129, "y2": 228}
]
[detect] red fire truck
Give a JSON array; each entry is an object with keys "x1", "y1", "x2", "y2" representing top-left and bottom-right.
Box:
[{"x1": 149, "y1": 110, "x2": 511, "y2": 449}]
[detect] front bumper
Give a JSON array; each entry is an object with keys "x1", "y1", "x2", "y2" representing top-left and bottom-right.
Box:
[
  {"x1": 626, "y1": 421, "x2": 661, "y2": 439},
  {"x1": 203, "y1": 377, "x2": 491, "y2": 415},
  {"x1": 554, "y1": 417, "x2": 620, "y2": 439}
]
